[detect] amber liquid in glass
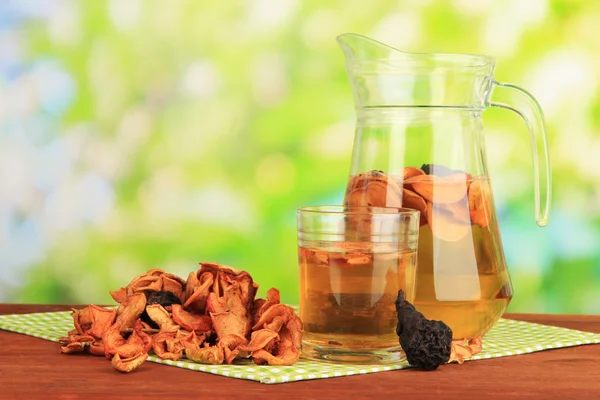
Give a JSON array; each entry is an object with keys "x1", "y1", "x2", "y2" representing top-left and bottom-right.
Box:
[
  {"x1": 298, "y1": 242, "x2": 416, "y2": 354},
  {"x1": 343, "y1": 171, "x2": 513, "y2": 339}
]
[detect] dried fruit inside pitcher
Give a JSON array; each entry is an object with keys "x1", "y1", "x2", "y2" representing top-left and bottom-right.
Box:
[
  {"x1": 344, "y1": 165, "x2": 492, "y2": 241},
  {"x1": 344, "y1": 165, "x2": 512, "y2": 341}
]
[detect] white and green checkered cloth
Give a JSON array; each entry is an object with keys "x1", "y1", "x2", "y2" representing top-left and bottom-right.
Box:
[{"x1": 1, "y1": 310, "x2": 599, "y2": 384}]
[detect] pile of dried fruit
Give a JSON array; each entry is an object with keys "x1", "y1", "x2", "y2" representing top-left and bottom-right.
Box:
[
  {"x1": 59, "y1": 263, "x2": 303, "y2": 372},
  {"x1": 345, "y1": 165, "x2": 492, "y2": 241}
]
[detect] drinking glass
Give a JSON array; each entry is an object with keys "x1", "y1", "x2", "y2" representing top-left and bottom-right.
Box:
[{"x1": 297, "y1": 205, "x2": 420, "y2": 363}]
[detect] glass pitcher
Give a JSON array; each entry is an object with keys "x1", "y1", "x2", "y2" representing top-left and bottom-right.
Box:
[{"x1": 338, "y1": 33, "x2": 551, "y2": 340}]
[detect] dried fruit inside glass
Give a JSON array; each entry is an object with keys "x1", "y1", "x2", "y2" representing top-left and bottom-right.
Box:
[
  {"x1": 298, "y1": 240, "x2": 417, "y2": 362},
  {"x1": 344, "y1": 166, "x2": 513, "y2": 340}
]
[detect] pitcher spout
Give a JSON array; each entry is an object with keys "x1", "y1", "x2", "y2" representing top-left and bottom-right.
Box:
[
  {"x1": 337, "y1": 33, "x2": 403, "y2": 62},
  {"x1": 337, "y1": 33, "x2": 495, "y2": 110}
]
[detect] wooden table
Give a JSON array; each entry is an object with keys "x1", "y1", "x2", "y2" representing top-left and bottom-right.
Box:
[{"x1": 1, "y1": 305, "x2": 599, "y2": 400}]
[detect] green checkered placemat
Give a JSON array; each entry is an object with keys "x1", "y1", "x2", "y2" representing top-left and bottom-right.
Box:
[{"x1": 1, "y1": 310, "x2": 599, "y2": 384}]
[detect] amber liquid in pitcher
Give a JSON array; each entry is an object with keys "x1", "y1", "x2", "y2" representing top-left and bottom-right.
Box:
[
  {"x1": 298, "y1": 242, "x2": 417, "y2": 350},
  {"x1": 343, "y1": 169, "x2": 513, "y2": 339},
  {"x1": 415, "y1": 223, "x2": 512, "y2": 339}
]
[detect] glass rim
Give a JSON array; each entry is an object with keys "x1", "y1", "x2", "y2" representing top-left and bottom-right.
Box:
[{"x1": 297, "y1": 205, "x2": 420, "y2": 216}]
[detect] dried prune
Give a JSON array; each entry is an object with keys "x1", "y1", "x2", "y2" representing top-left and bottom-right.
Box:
[
  {"x1": 395, "y1": 290, "x2": 452, "y2": 370},
  {"x1": 204, "y1": 331, "x2": 218, "y2": 347},
  {"x1": 147, "y1": 291, "x2": 182, "y2": 306},
  {"x1": 141, "y1": 291, "x2": 182, "y2": 328}
]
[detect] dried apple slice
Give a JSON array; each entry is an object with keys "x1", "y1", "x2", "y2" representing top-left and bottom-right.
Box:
[
  {"x1": 116, "y1": 292, "x2": 146, "y2": 331},
  {"x1": 367, "y1": 180, "x2": 403, "y2": 207},
  {"x1": 111, "y1": 352, "x2": 148, "y2": 373},
  {"x1": 85, "y1": 305, "x2": 117, "y2": 340},
  {"x1": 345, "y1": 170, "x2": 403, "y2": 207},
  {"x1": 152, "y1": 331, "x2": 184, "y2": 361},
  {"x1": 264, "y1": 315, "x2": 287, "y2": 332},
  {"x1": 184, "y1": 270, "x2": 214, "y2": 313},
  {"x1": 346, "y1": 182, "x2": 402, "y2": 207},
  {"x1": 284, "y1": 313, "x2": 304, "y2": 350},
  {"x1": 60, "y1": 334, "x2": 105, "y2": 356},
  {"x1": 213, "y1": 266, "x2": 257, "y2": 311},
  {"x1": 129, "y1": 274, "x2": 162, "y2": 293},
  {"x1": 177, "y1": 329, "x2": 206, "y2": 351},
  {"x1": 207, "y1": 284, "x2": 252, "y2": 339},
  {"x1": 109, "y1": 287, "x2": 128, "y2": 304},
  {"x1": 440, "y1": 196, "x2": 471, "y2": 224},
  {"x1": 407, "y1": 174, "x2": 468, "y2": 205},
  {"x1": 401, "y1": 188, "x2": 428, "y2": 225},
  {"x1": 427, "y1": 201, "x2": 470, "y2": 242},
  {"x1": 246, "y1": 311, "x2": 299, "y2": 366},
  {"x1": 449, "y1": 337, "x2": 483, "y2": 364},
  {"x1": 88, "y1": 341, "x2": 105, "y2": 356},
  {"x1": 252, "y1": 303, "x2": 303, "y2": 350},
  {"x1": 346, "y1": 188, "x2": 369, "y2": 207},
  {"x1": 252, "y1": 304, "x2": 294, "y2": 331},
  {"x1": 238, "y1": 329, "x2": 279, "y2": 352},
  {"x1": 251, "y1": 339, "x2": 299, "y2": 366},
  {"x1": 252, "y1": 288, "x2": 281, "y2": 323},
  {"x1": 59, "y1": 334, "x2": 94, "y2": 346},
  {"x1": 209, "y1": 310, "x2": 247, "y2": 339},
  {"x1": 171, "y1": 304, "x2": 212, "y2": 332},
  {"x1": 161, "y1": 271, "x2": 186, "y2": 286},
  {"x1": 185, "y1": 346, "x2": 224, "y2": 365},
  {"x1": 71, "y1": 307, "x2": 92, "y2": 335},
  {"x1": 120, "y1": 321, "x2": 152, "y2": 358},
  {"x1": 104, "y1": 320, "x2": 152, "y2": 359},
  {"x1": 403, "y1": 166, "x2": 425, "y2": 180},
  {"x1": 346, "y1": 170, "x2": 390, "y2": 190},
  {"x1": 219, "y1": 334, "x2": 250, "y2": 364},
  {"x1": 61, "y1": 342, "x2": 85, "y2": 354},
  {"x1": 468, "y1": 177, "x2": 492, "y2": 228},
  {"x1": 145, "y1": 304, "x2": 179, "y2": 332},
  {"x1": 103, "y1": 321, "x2": 126, "y2": 357}
]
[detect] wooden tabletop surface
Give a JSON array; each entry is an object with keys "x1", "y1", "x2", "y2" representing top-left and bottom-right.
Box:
[{"x1": 1, "y1": 304, "x2": 599, "y2": 400}]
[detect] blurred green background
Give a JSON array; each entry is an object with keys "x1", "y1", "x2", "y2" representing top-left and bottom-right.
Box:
[{"x1": 0, "y1": 0, "x2": 599, "y2": 314}]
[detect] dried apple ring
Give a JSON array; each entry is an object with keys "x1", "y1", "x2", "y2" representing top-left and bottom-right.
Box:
[
  {"x1": 403, "y1": 166, "x2": 425, "y2": 180},
  {"x1": 345, "y1": 170, "x2": 403, "y2": 207},
  {"x1": 401, "y1": 189, "x2": 428, "y2": 225},
  {"x1": 439, "y1": 196, "x2": 471, "y2": 224},
  {"x1": 468, "y1": 177, "x2": 492, "y2": 228},
  {"x1": 407, "y1": 174, "x2": 468, "y2": 205},
  {"x1": 426, "y1": 201, "x2": 470, "y2": 242}
]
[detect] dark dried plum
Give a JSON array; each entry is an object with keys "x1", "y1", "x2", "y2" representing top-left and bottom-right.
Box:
[
  {"x1": 146, "y1": 291, "x2": 182, "y2": 306},
  {"x1": 141, "y1": 291, "x2": 182, "y2": 328},
  {"x1": 395, "y1": 290, "x2": 452, "y2": 371},
  {"x1": 204, "y1": 331, "x2": 218, "y2": 347}
]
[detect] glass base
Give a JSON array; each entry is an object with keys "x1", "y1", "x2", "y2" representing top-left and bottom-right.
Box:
[{"x1": 301, "y1": 341, "x2": 406, "y2": 364}]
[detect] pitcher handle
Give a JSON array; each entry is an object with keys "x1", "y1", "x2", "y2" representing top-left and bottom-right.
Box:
[{"x1": 489, "y1": 81, "x2": 551, "y2": 227}]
